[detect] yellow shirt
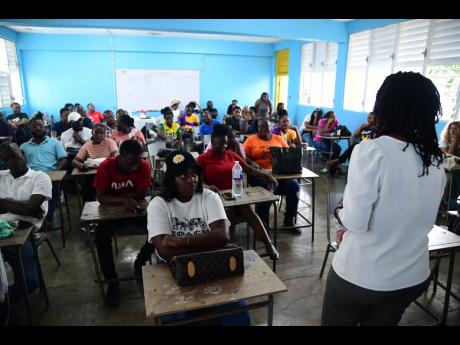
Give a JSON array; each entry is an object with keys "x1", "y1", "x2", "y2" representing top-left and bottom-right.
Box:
[
  {"x1": 279, "y1": 129, "x2": 297, "y2": 145},
  {"x1": 182, "y1": 114, "x2": 200, "y2": 131}
]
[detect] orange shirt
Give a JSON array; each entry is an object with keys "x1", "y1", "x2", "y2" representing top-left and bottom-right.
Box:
[{"x1": 243, "y1": 134, "x2": 288, "y2": 169}]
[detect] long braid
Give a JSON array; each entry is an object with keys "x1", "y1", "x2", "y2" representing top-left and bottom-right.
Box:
[{"x1": 373, "y1": 72, "x2": 444, "y2": 177}]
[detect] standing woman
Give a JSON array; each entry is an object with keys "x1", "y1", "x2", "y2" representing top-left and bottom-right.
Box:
[
  {"x1": 321, "y1": 72, "x2": 446, "y2": 326},
  {"x1": 112, "y1": 114, "x2": 146, "y2": 150},
  {"x1": 254, "y1": 92, "x2": 273, "y2": 131}
]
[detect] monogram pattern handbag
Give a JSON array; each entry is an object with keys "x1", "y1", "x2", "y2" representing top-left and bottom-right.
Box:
[
  {"x1": 169, "y1": 247, "x2": 245, "y2": 286},
  {"x1": 269, "y1": 146, "x2": 302, "y2": 175}
]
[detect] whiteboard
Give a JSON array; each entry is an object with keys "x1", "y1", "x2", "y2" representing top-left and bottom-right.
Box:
[{"x1": 115, "y1": 69, "x2": 200, "y2": 112}]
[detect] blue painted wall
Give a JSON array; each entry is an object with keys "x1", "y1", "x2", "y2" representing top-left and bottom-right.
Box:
[{"x1": 17, "y1": 33, "x2": 274, "y2": 120}]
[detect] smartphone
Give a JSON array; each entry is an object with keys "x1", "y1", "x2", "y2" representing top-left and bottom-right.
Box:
[{"x1": 221, "y1": 192, "x2": 235, "y2": 200}]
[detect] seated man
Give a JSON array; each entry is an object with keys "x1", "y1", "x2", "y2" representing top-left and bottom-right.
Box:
[
  {"x1": 50, "y1": 108, "x2": 70, "y2": 140},
  {"x1": 7, "y1": 102, "x2": 31, "y2": 147},
  {"x1": 0, "y1": 112, "x2": 14, "y2": 138},
  {"x1": 93, "y1": 140, "x2": 154, "y2": 308},
  {"x1": 224, "y1": 106, "x2": 243, "y2": 132},
  {"x1": 20, "y1": 117, "x2": 67, "y2": 229},
  {"x1": 102, "y1": 110, "x2": 117, "y2": 138},
  {"x1": 61, "y1": 112, "x2": 92, "y2": 173},
  {"x1": 199, "y1": 109, "x2": 220, "y2": 137},
  {"x1": 0, "y1": 142, "x2": 52, "y2": 305}
]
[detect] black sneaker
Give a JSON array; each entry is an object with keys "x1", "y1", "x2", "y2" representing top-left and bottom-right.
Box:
[{"x1": 106, "y1": 282, "x2": 120, "y2": 309}]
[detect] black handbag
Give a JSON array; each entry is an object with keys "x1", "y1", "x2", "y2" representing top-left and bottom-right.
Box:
[
  {"x1": 169, "y1": 247, "x2": 245, "y2": 286},
  {"x1": 334, "y1": 125, "x2": 352, "y2": 137},
  {"x1": 269, "y1": 146, "x2": 302, "y2": 175}
]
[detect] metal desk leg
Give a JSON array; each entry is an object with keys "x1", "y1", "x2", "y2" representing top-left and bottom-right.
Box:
[
  {"x1": 62, "y1": 183, "x2": 72, "y2": 232},
  {"x1": 440, "y1": 251, "x2": 456, "y2": 325},
  {"x1": 16, "y1": 246, "x2": 32, "y2": 325},
  {"x1": 31, "y1": 233, "x2": 49, "y2": 308},
  {"x1": 76, "y1": 178, "x2": 83, "y2": 214},
  {"x1": 273, "y1": 201, "x2": 278, "y2": 247},
  {"x1": 267, "y1": 294, "x2": 274, "y2": 326},
  {"x1": 83, "y1": 225, "x2": 106, "y2": 303},
  {"x1": 154, "y1": 317, "x2": 161, "y2": 326},
  {"x1": 57, "y1": 182, "x2": 65, "y2": 248},
  {"x1": 311, "y1": 178, "x2": 315, "y2": 242}
]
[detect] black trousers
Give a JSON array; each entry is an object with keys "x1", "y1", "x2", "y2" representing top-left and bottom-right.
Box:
[
  {"x1": 0, "y1": 293, "x2": 9, "y2": 326},
  {"x1": 95, "y1": 218, "x2": 155, "y2": 280},
  {"x1": 321, "y1": 267, "x2": 430, "y2": 326}
]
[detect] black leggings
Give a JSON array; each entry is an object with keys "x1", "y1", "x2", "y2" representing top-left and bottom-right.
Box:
[{"x1": 321, "y1": 267, "x2": 430, "y2": 326}]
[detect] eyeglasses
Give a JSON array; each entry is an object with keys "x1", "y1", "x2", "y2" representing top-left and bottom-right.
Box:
[{"x1": 176, "y1": 173, "x2": 199, "y2": 182}]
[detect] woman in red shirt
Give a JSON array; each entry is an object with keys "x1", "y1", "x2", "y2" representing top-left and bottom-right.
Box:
[{"x1": 196, "y1": 124, "x2": 279, "y2": 260}]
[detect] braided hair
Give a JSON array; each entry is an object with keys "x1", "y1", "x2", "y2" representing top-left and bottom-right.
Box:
[{"x1": 373, "y1": 71, "x2": 444, "y2": 177}]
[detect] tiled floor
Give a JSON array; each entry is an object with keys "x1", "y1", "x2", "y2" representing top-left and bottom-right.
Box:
[{"x1": 5, "y1": 162, "x2": 460, "y2": 326}]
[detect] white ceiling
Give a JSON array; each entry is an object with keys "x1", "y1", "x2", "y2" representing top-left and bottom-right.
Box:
[{"x1": 6, "y1": 25, "x2": 284, "y2": 43}]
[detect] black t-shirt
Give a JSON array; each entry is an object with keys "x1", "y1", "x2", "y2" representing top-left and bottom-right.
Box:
[
  {"x1": 360, "y1": 125, "x2": 376, "y2": 140},
  {"x1": 225, "y1": 117, "x2": 241, "y2": 131}
]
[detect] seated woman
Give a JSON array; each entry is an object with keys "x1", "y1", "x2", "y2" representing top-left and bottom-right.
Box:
[
  {"x1": 147, "y1": 150, "x2": 250, "y2": 325},
  {"x1": 301, "y1": 108, "x2": 323, "y2": 146},
  {"x1": 271, "y1": 110, "x2": 302, "y2": 147},
  {"x1": 72, "y1": 124, "x2": 119, "y2": 202},
  {"x1": 269, "y1": 102, "x2": 285, "y2": 126},
  {"x1": 243, "y1": 119, "x2": 301, "y2": 232},
  {"x1": 155, "y1": 107, "x2": 182, "y2": 149},
  {"x1": 196, "y1": 124, "x2": 279, "y2": 260},
  {"x1": 439, "y1": 120, "x2": 460, "y2": 211},
  {"x1": 312, "y1": 110, "x2": 341, "y2": 160},
  {"x1": 326, "y1": 112, "x2": 376, "y2": 175},
  {"x1": 112, "y1": 114, "x2": 146, "y2": 150}
]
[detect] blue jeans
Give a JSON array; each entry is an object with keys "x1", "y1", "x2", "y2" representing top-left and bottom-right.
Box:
[
  {"x1": 248, "y1": 176, "x2": 300, "y2": 226},
  {"x1": 46, "y1": 183, "x2": 61, "y2": 222},
  {"x1": 160, "y1": 300, "x2": 251, "y2": 325},
  {"x1": 302, "y1": 132, "x2": 314, "y2": 146},
  {"x1": 2, "y1": 236, "x2": 39, "y2": 305},
  {"x1": 312, "y1": 140, "x2": 341, "y2": 160}
]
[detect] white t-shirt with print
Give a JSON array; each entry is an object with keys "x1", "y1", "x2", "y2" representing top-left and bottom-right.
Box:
[
  {"x1": 147, "y1": 188, "x2": 229, "y2": 243},
  {"x1": 60, "y1": 127, "x2": 92, "y2": 149},
  {"x1": 0, "y1": 168, "x2": 52, "y2": 227}
]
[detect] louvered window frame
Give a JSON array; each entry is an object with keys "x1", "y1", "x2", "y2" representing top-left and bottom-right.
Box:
[
  {"x1": 0, "y1": 38, "x2": 22, "y2": 108},
  {"x1": 344, "y1": 19, "x2": 460, "y2": 119},
  {"x1": 299, "y1": 41, "x2": 338, "y2": 107}
]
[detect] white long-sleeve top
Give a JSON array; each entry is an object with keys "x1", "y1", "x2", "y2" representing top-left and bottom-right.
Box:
[{"x1": 333, "y1": 136, "x2": 446, "y2": 291}]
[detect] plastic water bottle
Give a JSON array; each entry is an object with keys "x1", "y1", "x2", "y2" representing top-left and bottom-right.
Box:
[{"x1": 232, "y1": 161, "x2": 244, "y2": 197}]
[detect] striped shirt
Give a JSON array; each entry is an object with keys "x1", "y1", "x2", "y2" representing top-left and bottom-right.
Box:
[{"x1": 76, "y1": 138, "x2": 118, "y2": 161}]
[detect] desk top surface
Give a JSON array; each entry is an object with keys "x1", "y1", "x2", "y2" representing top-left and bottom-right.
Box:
[
  {"x1": 219, "y1": 186, "x2": 279, "y2": 208},
  {"x1": 45, "y1": 170, "x2": 67, "y2": 182},
  {"x1": 71, "y1": 168, "x2": 97, "y2": 176},
  {"x1": 429, "y1": 225, "x2": 460, "y2": 251},
  {"x1": 0, "y1": 226, "x2": 33, "y2": 248},
  {"x1": 319, "y1": 135, "x2": 351, "y2": 140},
  {"x1": 0, "y1": 136, "x2": 13, "y2": 141},
  {"x1": 80, "y1": 197, "x2": 151, "y2": 223},
  {"x1": 267, "y1": 167, "x2": 319, "y2": 180},
  {"x1": 142, "y1": 250, "x2": 287, "y2": 318}
]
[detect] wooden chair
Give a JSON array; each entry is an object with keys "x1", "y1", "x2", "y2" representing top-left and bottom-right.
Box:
[{"x1": 319, "y1": 192, "x2": 343, "y2": 278}]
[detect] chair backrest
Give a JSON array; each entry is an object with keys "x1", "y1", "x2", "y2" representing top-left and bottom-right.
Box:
[
  {"x1": 327, "y1": 192, "x2": 344, "y2": 244},
  {"x1": 147, "y1": 140, "x2": 166, "y2": 169},
  {"x1": 202, "y1": 134, "x2": 211, "y2": 147}
]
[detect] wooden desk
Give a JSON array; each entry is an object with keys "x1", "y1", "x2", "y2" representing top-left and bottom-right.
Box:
[
  {"x1": 219, "y1": 186, "x2": 280, "y2": 270},
  {"x1": 45, "y1": 170, "x2": 71, "y2": 247},
  {"x1": 424, "y1": 226, "x2": 460, "y2": 325},
  {"x1": 318, "y1": 135, "x2": 351, "y2": 160},
  {"x1": 80, "y1": 197, "x2": 152, "y2": 303},
  {"x1": 266, "y1": 167, "x2": 319, "y2": 242},
  {"x1": 71, "y1": 167, "x2": 97, "y2": 177},
  {"x1": 0, "y1": 136, "x2": 13, "y2": 142},
  {"x1": 143, "y1": 250, "x2": 287, "y2": 325},
  {"x1": 0, "y1": 225, "x2": 49, "y2": 325}
]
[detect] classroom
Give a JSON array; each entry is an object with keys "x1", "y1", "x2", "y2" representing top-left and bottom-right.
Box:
[{"x1": 0, "y1": 18, "x2": 459, "y2": 326}]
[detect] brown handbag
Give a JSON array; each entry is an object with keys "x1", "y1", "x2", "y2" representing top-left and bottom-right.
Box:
[{"x1": 169, "y1": 247, "x2": 245, "y2": 286}]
